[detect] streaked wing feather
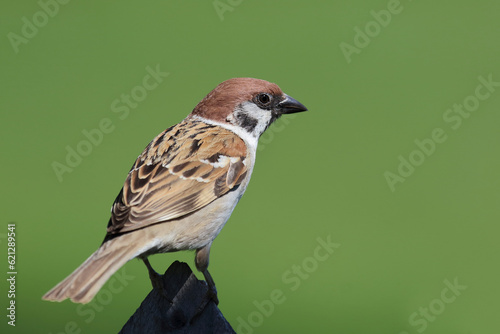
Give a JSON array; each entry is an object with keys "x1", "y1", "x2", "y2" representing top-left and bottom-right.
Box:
[{"x1": 107, "y1": 119, "x2": 247, "y2": 235}]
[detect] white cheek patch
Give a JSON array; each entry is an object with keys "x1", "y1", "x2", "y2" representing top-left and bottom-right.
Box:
[{"x1": 234, "y1": 102, "x2": 272, "y2": 138}]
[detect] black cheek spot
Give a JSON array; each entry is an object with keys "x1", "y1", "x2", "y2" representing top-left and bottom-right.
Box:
[{"x1": 236, "y1": 113, "x2": 258, "y2": 132}]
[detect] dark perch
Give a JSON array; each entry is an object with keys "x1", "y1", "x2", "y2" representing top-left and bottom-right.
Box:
[{"x1": 119, "y1": 261, "x2": 235, "y2": 334}]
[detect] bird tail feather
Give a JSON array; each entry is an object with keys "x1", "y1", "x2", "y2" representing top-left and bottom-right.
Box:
[{"x1": 42, "y1": 236, "x2": 144, "y2": 304}]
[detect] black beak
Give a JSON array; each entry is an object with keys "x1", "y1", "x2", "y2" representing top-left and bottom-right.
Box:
[{"x1": 278, "y1": 94, "x2": 308, "y2": 114}]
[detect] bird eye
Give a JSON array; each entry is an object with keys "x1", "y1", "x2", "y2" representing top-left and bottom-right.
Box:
[{"x1": 256, "y1": 93, "x2": 271, "y2": 106}]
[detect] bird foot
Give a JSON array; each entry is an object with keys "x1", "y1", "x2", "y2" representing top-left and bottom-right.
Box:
[
  {"x1": 205, "y1": 283, "x2": 219, "y2": 305},
  {"x1": 193, "y1": 281, "x2": 219, "y2": 317},
  {"x1": 143, "y1": 258, "x2": 172, "y2": 304}
]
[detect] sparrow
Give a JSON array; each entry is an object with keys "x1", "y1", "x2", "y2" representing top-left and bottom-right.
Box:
[{"x1": 43, "y1": 78, "x2": 307, "y2": 304}]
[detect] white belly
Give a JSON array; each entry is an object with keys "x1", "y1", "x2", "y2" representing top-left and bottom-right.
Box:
[{"x1": 139, "y1": 169, "x2": 253, "y2": 256}]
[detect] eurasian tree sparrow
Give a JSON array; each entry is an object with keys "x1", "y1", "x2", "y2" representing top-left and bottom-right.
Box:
[{"x1": 43, "y1": 78, "x2": 307, "y2": 304}]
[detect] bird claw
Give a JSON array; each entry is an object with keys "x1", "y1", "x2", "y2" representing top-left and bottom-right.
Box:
[
  {"x1": 206, "y1": 284, "x2": 219, "y2": 305},
  {"x1": 193, "y1": 281, "x2": 219, "y2": 318}
]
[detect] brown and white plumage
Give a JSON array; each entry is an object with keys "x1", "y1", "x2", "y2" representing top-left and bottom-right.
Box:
[
  {"x1": 108, "y1": 120, "x2": 248, "y2": 234},
  {"x1": 43, "y1": 78, "x2": 307, "y2": 304}
]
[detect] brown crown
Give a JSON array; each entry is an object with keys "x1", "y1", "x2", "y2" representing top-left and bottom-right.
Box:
[{"x1": 191, "y1": 78, "x2": 283, "y2": 123}]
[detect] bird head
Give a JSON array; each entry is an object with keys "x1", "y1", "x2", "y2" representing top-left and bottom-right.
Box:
[{"x1": 191, "y1": 78, "x2": 307, "y2": 139}]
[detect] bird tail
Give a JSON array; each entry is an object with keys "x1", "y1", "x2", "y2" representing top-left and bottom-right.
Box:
[{"x1": 42, "y1": 235, "x2": 145, "y2": 304}]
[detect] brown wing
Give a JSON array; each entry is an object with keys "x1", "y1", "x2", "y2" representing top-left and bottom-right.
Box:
[{"x1": 107, "y1": 119, "x2": 248, "y2": 235}]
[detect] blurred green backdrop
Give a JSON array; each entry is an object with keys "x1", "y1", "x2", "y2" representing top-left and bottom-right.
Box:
[{"x1": 1, "y1": 1, "x2": 499, "y2": 333}]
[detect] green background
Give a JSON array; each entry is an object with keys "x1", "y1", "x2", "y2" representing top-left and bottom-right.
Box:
[{"x1": 1, "y1": 1, "x2": 499, "y2": 333}]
